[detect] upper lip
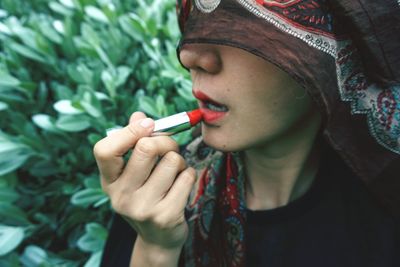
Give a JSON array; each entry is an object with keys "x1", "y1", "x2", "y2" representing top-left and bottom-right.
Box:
[{"x1": 192, "y1": 89, "x2": 226, "y2": 107}]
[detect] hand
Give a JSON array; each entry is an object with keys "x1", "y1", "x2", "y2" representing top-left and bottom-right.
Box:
[{"x1": 93, "y1": 112, "x2": 197, "y2": 250}]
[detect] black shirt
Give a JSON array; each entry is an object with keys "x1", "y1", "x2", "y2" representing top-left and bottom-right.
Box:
[
  {"x1": 100, "y1": 152, "x2": 399, "y2": 267},
  {"x1": 245, "y1": 153, "x2": 399, "y2": 267}
]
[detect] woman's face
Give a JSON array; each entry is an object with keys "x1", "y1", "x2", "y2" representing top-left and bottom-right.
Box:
[{"x1": 179, "y1": 43, "x2": 320, "y2": 152}]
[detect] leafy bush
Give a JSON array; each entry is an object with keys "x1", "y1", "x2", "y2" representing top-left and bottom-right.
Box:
[{"x1": 0, "y1": 0, "x2": 194, "y2": 266}]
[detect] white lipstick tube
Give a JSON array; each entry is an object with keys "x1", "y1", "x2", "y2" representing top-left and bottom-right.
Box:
[{"x1": 106, "y1": 109, "x2": 202, "y2": 137}]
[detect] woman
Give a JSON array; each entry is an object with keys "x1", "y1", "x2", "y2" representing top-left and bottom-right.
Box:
[{"x1": 94, "y1": 0, "x2": 400, "y2": 266}]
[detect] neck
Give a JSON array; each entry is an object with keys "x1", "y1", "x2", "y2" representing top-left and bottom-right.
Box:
[{"x1": 244, "y1": 112, "x2": 322, "y2": 210}]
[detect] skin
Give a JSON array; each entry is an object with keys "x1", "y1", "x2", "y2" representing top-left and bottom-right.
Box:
[
  {"x1": 93, "y1": 43, "x2": 322, "y2": 266},
  {"x1": 182, "y1": 43, "x2": 322, "y2": 209}
]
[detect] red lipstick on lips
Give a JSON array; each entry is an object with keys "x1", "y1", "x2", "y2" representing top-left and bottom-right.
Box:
[{"x1": 193, "y1": 90, "x2": 229, "y2": 123}]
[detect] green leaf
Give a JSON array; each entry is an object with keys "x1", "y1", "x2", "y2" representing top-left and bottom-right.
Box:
[
  {"x1": 0, "y1": 71, "x2": 20, "y2": 88},
  {"x1": 55, "y1": 115, "x2": 91, "y2": 132},
  {"x1": 177, "y1": 79, "x2": 195, "y2": 102},
  {"x1": 52, "y1": 20, "x2": 65, "y2": 34},
  {"x1": 172, "y1": 129, "x2": 193, "y2": 145},
  {"x1": 83, "y1": 176, "x2": 100, "y2": 189},
  {"x1": 9, "y1": 42, "x2": 47, "y2": 64},
  {"x1": 84, "y1": 251, "x2": 102, "y2": 267},
  {"x1": 81, "y1": 23, "x2": 100, "y2": 47},
  {"x1": 84, "y1": 6, "x2": 109, "y2": 23},
  {"x1": 138, "y1": 95, "x2": 160, "y2": 118},
  {"x1": 38, "y1": 20, "x2": 63, "y2": 44},
  {"x1": 0, "y1": 187, "x2": 19, "y2": 203},
  {"x1": 0, "y1": 203, "x2": 30, "y2": 225},
  {"x1": 77, "y1": 223, "x2": 107, "y2": 252},
  {"x1": 0, "y1": 22, "x2": 11, "y2": 35},
  {"x1": 67, "y1": 63, "x2": 93, "y2": 84},
  {"x1": 0, "y1": 153, "x2": 31, "y2": 176},
  {"x1": 0, "y1": 9, "x2": 8, "y2": 19},
  {"x1": 32, "y1": 114, "x2": 62, "y2": 133},
  {"x1": 87, "y1": 133, "x2": 103, "y2": 145},
  {"x1": 93, "y1": 197, "x2": 109, "y2": 208},
  {"x1": 59, "y1": 0, "x2": 77, "y2": 9},
  {"x1": 101, "y1": 68, "x2": 115, "y2": 97},
  {"x1": 115, "y1": 66, "x2": 132, "y2": 87},
  {"x1": 0, "y1": 225, "x2": 24, "y2": 256},
  {"x1": 0, "y1": 102, "x2": 9, "y2": 111},
  {"x1": 94, "y1": 92, "x2": 110, "y2": 101},
  {"x1": 143, "y1": 42, "x2": 160, "y2": 63},
  {"x1": 156, "y1": 94, "x2": 166, "y2": 116},
  {"x1": 71, "y1": 188, "x2": 106, "y2": 207},
  {"x1": 53, "y1": 100, "x2": 84, "y2": 115},
  {"x1": 20, "y1": 245, "x2": 48, "y2": 266},
  {"x1": 118, "y1": 13, "x2": 146, "y2": 42},
  {"x1": 49, "y1": 2, "x2": 74, "y2": 16},
  {"x1": 80, "y1": 90, "x2": 102, "y2": 118},
  {"x1": 7, "y1": 18, "x2": 37, "y2": 49},
  {"x1": 0, "y1": 134, "x2": 33, "y2": 176}
]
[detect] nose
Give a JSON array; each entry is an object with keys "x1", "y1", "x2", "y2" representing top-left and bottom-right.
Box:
[{"x1": 179, "y1": 44, "x2": 222, "y2": 74}]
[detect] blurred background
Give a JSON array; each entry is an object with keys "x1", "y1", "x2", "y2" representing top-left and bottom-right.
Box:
[{"x1": 0, "y1": 0, "x2": 195, "y2": 266}]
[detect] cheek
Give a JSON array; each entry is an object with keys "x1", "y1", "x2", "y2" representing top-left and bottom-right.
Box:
[{"x1": 234, "y1": 92, "x2": 313, "y2": 142}]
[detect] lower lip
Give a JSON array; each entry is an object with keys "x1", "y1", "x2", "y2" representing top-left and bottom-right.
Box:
[{"x1": 200, "y1": 107, "x2": 228, "y2": 123}]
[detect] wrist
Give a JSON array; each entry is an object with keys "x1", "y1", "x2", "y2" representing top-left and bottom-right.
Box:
[{"x1": 131, "y1": 236, "x2": 183, "y2": 267}]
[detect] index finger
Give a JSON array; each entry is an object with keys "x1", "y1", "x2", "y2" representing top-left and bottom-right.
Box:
[{"x1": 93, "y1": 116, "x2": 155, "y2": 184}]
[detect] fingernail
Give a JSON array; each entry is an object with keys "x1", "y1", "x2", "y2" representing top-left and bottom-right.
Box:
[{"x1": 140, "y1": 118, "x2": 154, "y2": 128}]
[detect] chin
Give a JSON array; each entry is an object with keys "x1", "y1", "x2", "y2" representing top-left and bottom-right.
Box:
[
  {"x1": 201, "y1": 131, "x2": 248, "y2": 153},
  {"x1": 201, "y1": 126, "x2": 273, "y2": 153}
]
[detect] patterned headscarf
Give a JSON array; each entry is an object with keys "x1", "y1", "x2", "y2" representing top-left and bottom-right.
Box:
[{"x1": 175, "y1": 0, "x2": 400, "y2": 265}]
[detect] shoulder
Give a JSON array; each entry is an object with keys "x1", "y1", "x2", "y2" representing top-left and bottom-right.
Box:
[{"x1": 325, "y1": 148, "x2": 400, "y2": 250}]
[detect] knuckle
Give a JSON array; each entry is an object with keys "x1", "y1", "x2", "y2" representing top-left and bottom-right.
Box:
[
  {"x1": 181, "y1": 168, "x2": 196, "y2": 183},
  {"x1": 93, "y1": 140, "x2": 110, "y2": 161},
  {"x1": 135, "y1": 138, "x2": 157, "y2": 158},
  {"x1": 166, "y1": 137, "x2": 179, "y2": 151},
  {"x1": 157, "y1": 136, "x2": 179, "y2": 152},
  {"x1": 162, "y1": 151, "x2": 184, "y2": 168},
  {"x1": 153, "y1": 214, "x2": 173, "y2": 230},
  {"x1": 126, "y1": 124, "x2": 141, "y2": 139},
  {"x1": 110, "y1": 196, "x2": 124, "y2": 214},
  {"x1": 130, "y1": 206, "x2": 152, "y2": 223},
  {"x1": 111, "y1": 196, "x2": 151, "y2": 222}
]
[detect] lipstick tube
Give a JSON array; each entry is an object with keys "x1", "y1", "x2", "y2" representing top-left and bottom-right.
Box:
[
  {"x1": 106, "y1": 109, "x2": 203, "y2": 137},
  {"x1": 152, "y1": 109, "x2": 202, "y2": 136}
]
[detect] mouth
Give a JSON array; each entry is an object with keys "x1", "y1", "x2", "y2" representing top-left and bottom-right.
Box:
[
  {"x1": 192, "y1": 89, "x2": 229, "y2": 123},
  {"x1": 202, "y1": 101, "x2": 229, "y2": 112}
]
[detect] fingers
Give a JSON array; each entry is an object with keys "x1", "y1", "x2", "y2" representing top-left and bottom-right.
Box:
[
  {"x1": 139, "y1": 151, "x2": 187, "y2": 202},
  {"x1": 159, "y1": 167, "x2": 197, "y2": 213},
  {"x1": 115, "y1": 136, "x2": 180, "y2": 192},
  {"x1": 93, "y1": 113, "x2": 154, "y2": 184},
  {"x1": 129, "y1": 111, "x2": 146, "y2": 124}
]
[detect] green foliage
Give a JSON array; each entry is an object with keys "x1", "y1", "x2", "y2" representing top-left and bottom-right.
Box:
[{"x1": 0, "y1": 0, "x2": 194, "y2": 265}]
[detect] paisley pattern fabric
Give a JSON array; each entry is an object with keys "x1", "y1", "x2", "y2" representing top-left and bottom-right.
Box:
[
  {"x1": 335, "y1": 42, "x2": 400, "y2": 154},
  {"x1": 236, "y1": 0, "x2": 400, "y2": 154},
  {"x1": 176, "y1": 0, "x2": 192, "y2": 32},
  {"x1": 182, "y1": 137, "x2": 247, "y2": 267}
]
